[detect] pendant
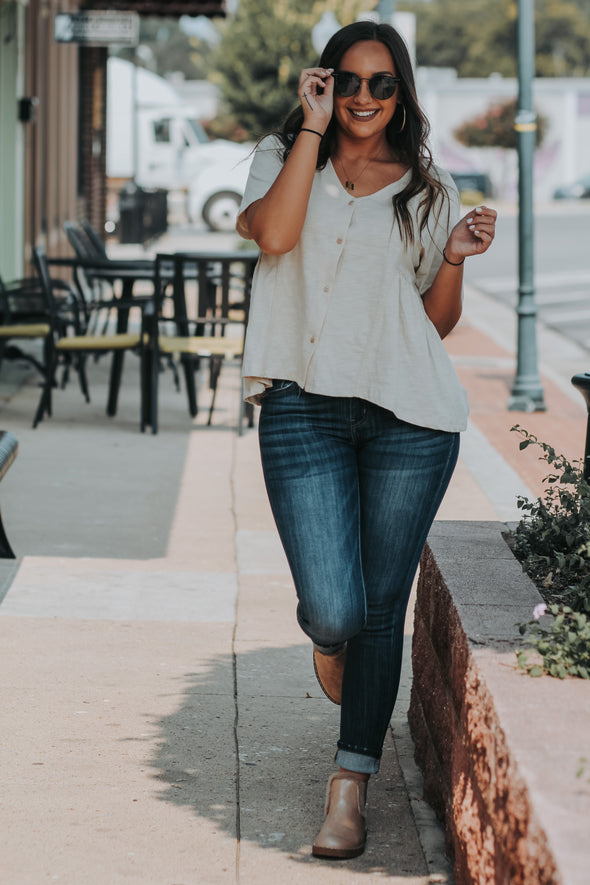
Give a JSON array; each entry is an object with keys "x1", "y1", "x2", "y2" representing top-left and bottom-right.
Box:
[{"x1": 345, "y1": 180, "x2": 354, "y2": 190}]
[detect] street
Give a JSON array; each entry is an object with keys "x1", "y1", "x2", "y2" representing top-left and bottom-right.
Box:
[{"x1": 465, "y1": 201, "x2": 590, "y2": 353}]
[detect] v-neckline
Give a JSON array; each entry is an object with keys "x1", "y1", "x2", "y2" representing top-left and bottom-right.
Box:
[{"x1": 327, "y1": 158, "x2": 411, "y2": 199}]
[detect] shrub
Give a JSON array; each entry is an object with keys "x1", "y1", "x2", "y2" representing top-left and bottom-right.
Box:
[
  {"x1": 510, "y1": 425, "x2": 590, "y2": 612},
  {"x1": 454, "y1": 98, "x2": 548, "y2": 150},
  {"x1": 510, "y1": 425, "x2": 590, "y2": 678},
  {"x1": 518, "y1": 604, "x2": 590, "y2": 679}
]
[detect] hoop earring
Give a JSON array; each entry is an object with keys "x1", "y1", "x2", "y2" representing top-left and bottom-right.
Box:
[{"x1": 396, "y1": 103, "x2": 406, "y2": 133}]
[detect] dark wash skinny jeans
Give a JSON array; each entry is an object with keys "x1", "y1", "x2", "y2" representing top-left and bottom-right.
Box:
[{"x1": 258, "y1": 381, "x2": 460, "y2": 774}]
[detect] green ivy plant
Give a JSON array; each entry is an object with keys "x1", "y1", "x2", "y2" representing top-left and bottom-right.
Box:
[{"x1": 510, "y1": 425, "x2": 590, "y2": 678}]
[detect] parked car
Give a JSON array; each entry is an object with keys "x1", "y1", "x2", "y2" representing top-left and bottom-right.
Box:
[
  {"x1": 449, "y1": 171, "x2": 492, "y2": 204},
  {"x1": 553, "y1": 174, "x2": 590, "y2": 200},
  {"x1": 188, "y1": 150, "x2": 253, "y2": 232}
]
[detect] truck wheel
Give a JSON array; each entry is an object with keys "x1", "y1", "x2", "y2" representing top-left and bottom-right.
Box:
[{"x1": 202, "y1": 191, "x2": 242, "y2": 232}]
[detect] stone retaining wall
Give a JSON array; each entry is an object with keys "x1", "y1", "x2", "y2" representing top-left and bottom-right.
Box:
[{"x1": 408, "y1": 521, "x2": 590, "y2": 885}]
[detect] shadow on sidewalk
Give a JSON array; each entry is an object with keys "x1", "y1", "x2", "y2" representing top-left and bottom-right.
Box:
[{"x1": 148, "y1": 643, "x2": 431, "y2": 877}]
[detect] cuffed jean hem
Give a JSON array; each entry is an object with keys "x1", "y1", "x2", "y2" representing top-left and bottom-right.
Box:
[{"x1": 335, "y1": 749, "x2": 380, "y2": 775}]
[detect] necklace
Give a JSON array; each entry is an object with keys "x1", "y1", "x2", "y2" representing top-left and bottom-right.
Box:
[{"x1": 334, "y1": 154, "x2": 373, "y2": 191}]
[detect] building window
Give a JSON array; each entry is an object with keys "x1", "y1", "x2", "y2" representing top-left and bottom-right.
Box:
[{"x1": 153, "y1": 118, "x2": 171, "y2": 143}]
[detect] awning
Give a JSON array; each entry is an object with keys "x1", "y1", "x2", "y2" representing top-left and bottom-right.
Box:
[{"x1": 82, "y1": 1, "x2": 226, "y2": 16}]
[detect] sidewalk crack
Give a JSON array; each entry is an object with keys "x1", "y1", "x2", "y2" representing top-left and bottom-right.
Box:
[
  {"x1": 232, "y1": 620, "x2": 241, "y2": 882},
  {"x1": 230, "y1": 431, "x2": 241, "y2": 883}
]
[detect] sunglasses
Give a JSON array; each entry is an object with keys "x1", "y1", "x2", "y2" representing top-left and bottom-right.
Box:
[{"x1": 332, "y1": 71, "x2": 400, "y2": 100}]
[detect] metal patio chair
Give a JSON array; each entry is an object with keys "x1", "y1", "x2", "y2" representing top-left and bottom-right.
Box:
[{"x1": 142, "y1": 250, "x2": 258, "y2": 434}]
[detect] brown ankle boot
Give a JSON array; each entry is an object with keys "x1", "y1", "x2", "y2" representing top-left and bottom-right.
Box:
[
  {"x1": 313, "y1": 645, "x2": 346, "y2": 705},
  {"x1": 312, "y1": 773, "x2": 367, "y2": 859}
]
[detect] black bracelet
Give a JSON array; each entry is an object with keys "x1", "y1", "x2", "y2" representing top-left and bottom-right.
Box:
[
  {"x1": 299, "y1": 127, "x2": 324, "y2": 138},
  {"x1": 443, "y1": 248, "x2": 465, "y2": 266}
]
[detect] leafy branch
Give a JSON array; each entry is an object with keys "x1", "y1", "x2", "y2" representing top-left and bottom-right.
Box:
[{"x1": 518, "y1": 604, "x2": 590, "y2": 679}]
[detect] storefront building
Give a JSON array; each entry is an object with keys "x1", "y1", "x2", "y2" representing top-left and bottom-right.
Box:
[{"x1": 0, "y1": 0, "x2": 225, "y2": 280}]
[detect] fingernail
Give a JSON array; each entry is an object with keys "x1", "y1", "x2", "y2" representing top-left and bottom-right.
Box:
[
  {"x1": 469, "y1": 224, "x2": 475, "y2": 230},
  {"x1": 474, "y1": 229, "x2": 480, "y2": 234},
  {"x1": 466, "y1": 217, "x2": 473, "y2": 224},
  {"x1": 475, "y1": 207, "x2": 483, "y2": 213}
]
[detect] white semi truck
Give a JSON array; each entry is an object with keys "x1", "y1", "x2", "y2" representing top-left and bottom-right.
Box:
[{"x1": 106, "y1": 57, "x2": 249, "y2": 228}]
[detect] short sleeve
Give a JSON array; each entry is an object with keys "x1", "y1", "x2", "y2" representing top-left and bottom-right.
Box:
[
  {"x1": 415, "y1": 170, "x2": 461, "y2": 296},
  {"x1": 236, "y1": 135, "x2": 285, "y2": 238}
]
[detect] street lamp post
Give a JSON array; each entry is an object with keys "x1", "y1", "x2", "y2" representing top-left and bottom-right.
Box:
[{"x1": 508, "y1": 0, "x2": 546, "y2": 411}]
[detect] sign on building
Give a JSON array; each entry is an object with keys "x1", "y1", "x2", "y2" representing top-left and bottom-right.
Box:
[{"x1": 54, "y1": 12, "x2": 139, "y2": 46}]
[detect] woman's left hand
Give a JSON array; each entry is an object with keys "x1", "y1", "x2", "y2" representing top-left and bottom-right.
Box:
[{"x1": 444, "y1": 205, "x2": 497, "y2": 263}]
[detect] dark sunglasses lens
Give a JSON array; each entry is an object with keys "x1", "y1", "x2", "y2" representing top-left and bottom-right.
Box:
[
  {"x1": 333, "y1": 72, "x2": 359, "y2": 96},
  {"x1": 371, "y1": 76, "x2": 398, "y2": 100},
  {"x1": 333, "y1": 73, "x2": 398, "y2": 99}
]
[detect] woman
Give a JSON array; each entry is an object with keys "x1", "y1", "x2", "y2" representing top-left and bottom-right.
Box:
[{"x1": 236, "y1": 21, "x2": 496, "y2": 859}]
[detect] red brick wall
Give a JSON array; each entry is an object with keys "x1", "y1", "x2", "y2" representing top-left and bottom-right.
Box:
[
  {"x1": 78, "y1": 45, "x2": 107, "y2": 240},
  {"x1": 408, "y1": 527, "x2": 560, "y2": 885}
]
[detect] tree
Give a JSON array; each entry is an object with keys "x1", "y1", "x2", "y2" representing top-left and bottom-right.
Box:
[
  {"x1": 454, "y1": 98, "x2": 548, "y2": 149},
  {"x1": 536, "y1": 0, "x2": 590, "y2": 76},
  {"x1": 399, "y1": 0, "x2": 590, "y2": 78},
  {"x1": 209, "y1": 0, "x2": 376, "y2": 139},
  {"x1": 112, "y1": 17, "x2": 215, "y2": 80},
  {"x1": 400, "y1": 0, "x2": 516, "y2": 77}
]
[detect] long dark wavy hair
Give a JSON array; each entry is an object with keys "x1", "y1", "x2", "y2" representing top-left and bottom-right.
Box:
[{"x1": 274, "y1": 21, "x2": 449, "y2": 245}]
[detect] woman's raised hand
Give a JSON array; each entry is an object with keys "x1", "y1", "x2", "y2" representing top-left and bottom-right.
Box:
[
  {"x1": 445, "y1": 205, "x2": 498, "y2": 263},
  {"x1": 298, "y1": 68, "x2": 334, "y2": 134}
]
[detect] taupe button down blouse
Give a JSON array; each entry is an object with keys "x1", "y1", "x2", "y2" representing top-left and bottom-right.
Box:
[{"x1": 237, "y1": 136, "x2": 469, "y2": 432}]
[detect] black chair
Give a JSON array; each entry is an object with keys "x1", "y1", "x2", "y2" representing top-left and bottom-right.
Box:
[
  {"x1": 0, "y1": 430, "x2": 19, "y2": 558},
  {"x1": 59, "y1": 221, "x2": 163, "y2": 418},
  {"x1": 0, "y1": 272, "x2": 87, "y2": 408},
  {"x1": 63, "y1": 219, "x2": 155, "y2": 276},
  {"x1": 143, "y1": 250, "x2": 258, "y2": 434},
  {"x1": 32, "y1": 246, "x2": 146, "y2": 428},
  {"x1": 62, "y1": 220, "x2": 117, "y2": 332},
  {"x1": 80, "y1": 219, "x2": 109, "y2": 260},
  {"x1": 0, "y1": 275, "x2": 52, "y2": 383},
  {"x1": 62, "y1": 219, "x2": 155, "y2": 318}
]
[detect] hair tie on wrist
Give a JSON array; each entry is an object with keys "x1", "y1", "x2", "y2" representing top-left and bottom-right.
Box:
[
  {"x1": 299, "y1": 127, "x2": 324, "y2": 138},
  {"x1": 443, "y1": 248, "x2": 465, "y2": 266}
]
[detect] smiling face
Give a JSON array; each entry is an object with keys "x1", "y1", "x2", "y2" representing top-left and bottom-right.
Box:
[{"x1": 332, "y1": 40, "x2": 399, "y2": 141}]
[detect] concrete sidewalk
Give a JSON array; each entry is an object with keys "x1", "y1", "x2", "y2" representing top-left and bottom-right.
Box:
[{"x1": 0, "y1": 264, "x2": 587, "y2": 883}]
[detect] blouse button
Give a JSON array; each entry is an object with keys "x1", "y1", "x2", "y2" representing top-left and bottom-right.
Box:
[
  {"x1": 310, "y1": 336, "x2": 315, "y2": 343},
  {"x1": 323, "y1": 286, "x2": 329, "y2": 292},
  {"x1": 348, "y1": 200, "x2": 354, "y2": 206},
  {"x1": 336, "y1": 238, "x2": 343, "y2": 244}
]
